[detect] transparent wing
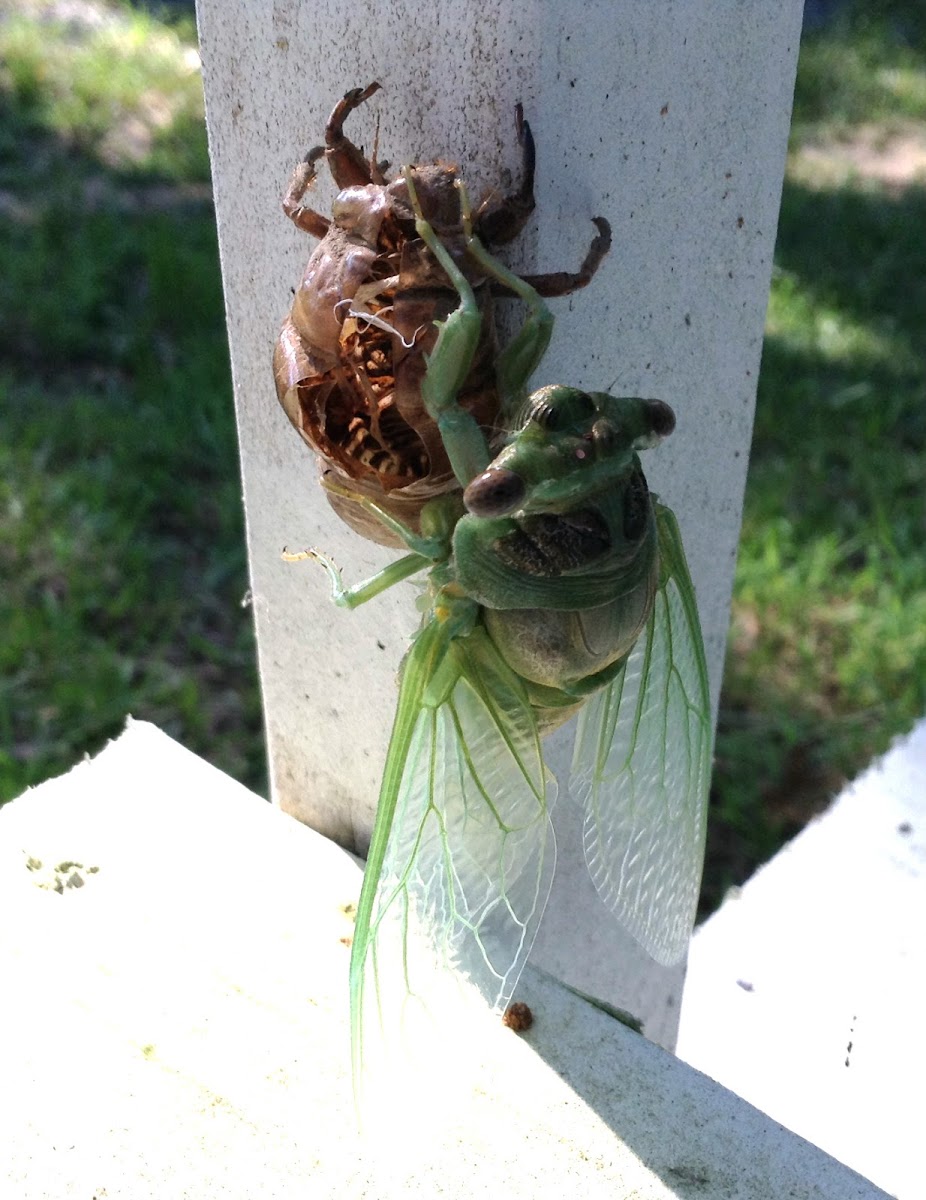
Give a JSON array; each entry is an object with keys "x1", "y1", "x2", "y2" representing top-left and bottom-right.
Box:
[
  {"x1": 350, "y1": 616, "x2": 556, "y2": 1099},
  {"x1": 571, "y1": 503, "x2": 712, "y2": 965}
]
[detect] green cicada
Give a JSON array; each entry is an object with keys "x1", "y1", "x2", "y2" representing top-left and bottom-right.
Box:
[{"x1": 305, "y1": 169, "x2": 711, "y2": 1095}]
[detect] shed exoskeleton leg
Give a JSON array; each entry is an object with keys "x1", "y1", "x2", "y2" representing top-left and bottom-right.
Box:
[{"x1": 282, "y1": 146, "x2": 329, "y2": 237}]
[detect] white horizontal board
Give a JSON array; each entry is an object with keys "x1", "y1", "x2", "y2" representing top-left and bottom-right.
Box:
[
  {"x1": 679, "y1": 718, "x2": 926, "y2": 1200},
  {"x1": 0, "y1": 722, "x2": 888, "y2": 1198}
]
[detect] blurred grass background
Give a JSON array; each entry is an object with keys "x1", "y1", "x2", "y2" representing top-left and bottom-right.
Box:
[{"x1": 1, "y1": 0, "x2": 924, "y2": 914}]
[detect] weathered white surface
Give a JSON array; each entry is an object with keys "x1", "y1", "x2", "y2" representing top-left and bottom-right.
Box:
[
  {"x1": 0, "y1": 722, "x2": 888, "y2": 1199},
  {"x1": 679, "y1": 717, "x2": 926, "y2": 1200},
  {"x1": 197, "y1": 0, "x2": 802, "y2": 1043}
]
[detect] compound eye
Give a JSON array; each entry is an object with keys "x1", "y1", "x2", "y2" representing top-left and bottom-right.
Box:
[
  {"x1": 571, "y1": 391, "x2": 597, "y2": 421},
  {"x1": 463, "y1": 467, "x2": 526, "y2": 518},
  {"x1": 644, "y1": 399, "x2": 676, "y2": 439}
]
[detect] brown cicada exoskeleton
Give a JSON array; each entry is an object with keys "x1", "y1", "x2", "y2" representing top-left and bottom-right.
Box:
[{"x1": 273, "y1": 82, "x2": 611, "y2": 546}]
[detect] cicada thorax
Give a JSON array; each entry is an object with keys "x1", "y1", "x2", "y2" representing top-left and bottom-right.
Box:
[
  {"x1": 452, "y1": 389, "x2": 672, "y2": 722},
  {"x1": 470, "y1": 478, "x2": 658, "y2": 707}
]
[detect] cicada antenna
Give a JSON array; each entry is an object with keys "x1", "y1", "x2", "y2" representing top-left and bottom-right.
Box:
[{"x1": 370, "y1": 112, "x2": 383, "y2": 183}]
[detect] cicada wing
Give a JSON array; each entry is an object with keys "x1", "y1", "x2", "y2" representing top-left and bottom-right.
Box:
[
  {"x1": 350, "y1": 617, "x2": 556, "y2": 1099},
  {"x1": 571, "y1": 503, "x2": 712, "y2": 966}
]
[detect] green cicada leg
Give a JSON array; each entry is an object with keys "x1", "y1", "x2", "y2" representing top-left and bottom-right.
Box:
[
  {"x1": 322, "y1": 473, "x2": 450, "y2": 561},
  {"x1": 290, "y1": 491, "x2": 462, "y2": 610},
  {"x1": 283, "y1": 548, "x2": 432, "y2": 609},
  {"x1": 403, "y1": 168, "x2": 492, "y2": 487},
  {"x1": 457, "y1": 181, "x2": 553, "y2": 419}
]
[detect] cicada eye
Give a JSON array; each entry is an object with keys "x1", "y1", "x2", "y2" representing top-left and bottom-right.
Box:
[
  {"x1": 568, "y1": 391, "x2": 596, "y2": 423},
  {"x1": 463, "y1": 467, "x2": 526, "y2": 518},
  {"x1": 623, "y1": 469, "x2": 650, "y2": 541},
  {"x1": 644, "y1": 399, "x2": 676, "y2": 439}
]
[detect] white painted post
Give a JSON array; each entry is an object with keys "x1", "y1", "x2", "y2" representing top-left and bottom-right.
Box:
[{"x1": 197, "y1": 0, "x2": 802, "y2": 1048}]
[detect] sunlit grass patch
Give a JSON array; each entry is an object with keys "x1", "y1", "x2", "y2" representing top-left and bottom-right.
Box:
[
  {"x1": 766, "y1": 269, "x2": 916, "y2": 373},
  {"x1": 792, "y1": 8, "x2": 926, "y2": 139},
  {"x1": 0, "y1": 0, "x2": 207, "y2": 179},
  {"x1": 0, "y1": 4, "x2": 263, "y2": 805},
  {"x1": 705, "y1": 2, "x2": 926, "y2": 906}
]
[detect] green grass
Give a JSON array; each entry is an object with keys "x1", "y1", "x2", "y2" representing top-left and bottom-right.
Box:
[
  {"x1": 2, "y1": 1, "x2": 924, "y2": 918},
  {"x1": 705, "y1": 3, "x2": 926, "y2": 907},
  {"x1": 0, "y1": 0, "x2": 263, "y2": 799},
  {"x1": 791, "y1": 3, "x2": 926, "y2": 139},
  {"x1": 0, "y1": 1, "x2": 205, "y2": 180}
]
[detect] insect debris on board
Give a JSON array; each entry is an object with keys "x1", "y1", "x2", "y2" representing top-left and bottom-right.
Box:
[
  {"x1": 278, "y1": 90, "x2": 711, "y2": 1108},
  {"x1": 274, "y1": 81, "x2": 611, "y2": 546},
  {"x1": 502, "y1": 1002, "x2": 534, "y2": 1033}
]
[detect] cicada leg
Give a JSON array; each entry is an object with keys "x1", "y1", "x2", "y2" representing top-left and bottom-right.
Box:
[
  {"x1": 284, "y1": 82, "x2": 385, "y2": 233},
  {"x1": 324, "y1": 81, "x2": 383, "y2": 189},
  {"x1": 286, "y1": 485, "x2": 459, "y2": 607},
  {"x1": 403, "y1": 168, "x2": 493, "y2": 488},
  {"x1": 472, "y1": 103, "x2": 536, "y2": 246},
  {"x1": 284, "y1": 548, "x2": 431, "y2": 610},
  {"x1": 458, "y1": 183, "x2": 554, "y2": 421},
  {"x1": 321, "y1": 474, "x2": 452, "y2": 561},
  {"x1": 282, "y1": 146, "x2": 329, "y2": 237},
  {"x1": 476, "y1": 103, "x2": 611, "y2": 294},
  {"x1": 518, "y1": 216, "x2": 612, "y2": 298}
]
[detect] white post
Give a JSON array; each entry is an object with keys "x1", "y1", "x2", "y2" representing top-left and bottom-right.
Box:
[{"x1": 197, "y1": 0, "x2": 802, "y2": 1048}]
